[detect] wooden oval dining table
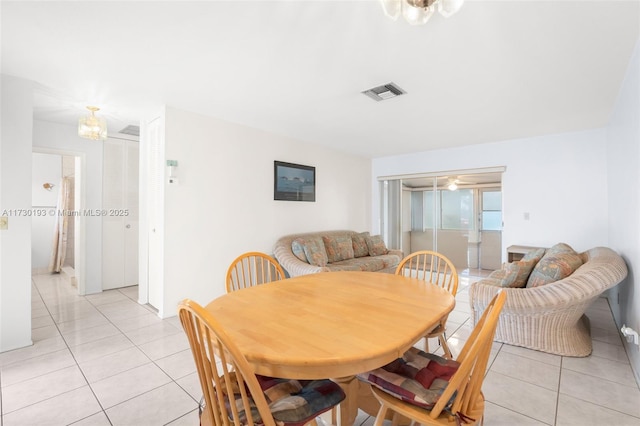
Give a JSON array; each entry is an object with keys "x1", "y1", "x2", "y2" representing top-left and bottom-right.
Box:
[{"x1": 205, "y1": 270, "x2": 456, "y2": 426}]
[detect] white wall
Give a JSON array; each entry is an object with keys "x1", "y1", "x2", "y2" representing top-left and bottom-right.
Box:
[
  {"x1": 372, "y1": 129, "x2": 609, "y2": 256},
  {"x1": 32, "y1": 120, "x2": 104, "y2": 295},
  {"x1": 31, "y1": 152, "x2": 61, "y2": 271},
  {"x1": 0, "y1": 75, "x2": 33, "y2": 352},
  {"x1": 160, "y1": 107, "x2": 371, "y2": 315},
  {"x1": 607, "y1": 38, "x2": 640, "y2": 383}
]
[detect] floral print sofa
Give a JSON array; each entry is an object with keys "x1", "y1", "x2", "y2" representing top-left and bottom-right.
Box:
[{"x1": 273, "y1": 230, "x2": 403, "y2": 277}]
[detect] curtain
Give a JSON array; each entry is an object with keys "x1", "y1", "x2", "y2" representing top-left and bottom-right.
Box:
[{"x1": 48, "y1": 177, "x2": 72, "y2": 273}]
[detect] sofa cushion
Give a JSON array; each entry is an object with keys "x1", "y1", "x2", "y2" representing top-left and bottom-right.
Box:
[
  {"x1": 487, "y1": 248, "x2": 546, "y2": 288},
  {"x1": 357, "y1": 347, "x2": 459, "y2": 410},
  {"x1": 327, "y1": 257, "x2": 385, "y2": 272},
  {"x1": 291, "y1": 239, "x2": 309, "y2": 263},
  {"x1": 527, "y1": 243, "x2": 583, "y2": 288},
  {"x1": 299, "y1": 236, "x2": 328, "y2": 267},
  {"x1": 352, "y1": 232, "x2": 370, "y2": 258},
  {"x1": 322, "y1": 235, "x2": 355, "y2": 263},
  {"x1": 365, "y1": 235, "x2": 389, "y2": 256}
]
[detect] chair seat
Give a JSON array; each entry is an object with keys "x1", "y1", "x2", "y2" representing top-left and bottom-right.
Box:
[
  {"x1": 371, "y1": 384, "x2": 485, "y2": 425},
  {"x1": 357, "y1": 347, "x2": 459, "y2": 411},
  {"x1": 425, "y1": 323, "x2": 444, "y2": 336},
  {"x1": 223, "y1": 376, "x2": 345, "y2": 426}
]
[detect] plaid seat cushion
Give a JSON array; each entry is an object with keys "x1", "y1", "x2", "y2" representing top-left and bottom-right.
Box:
[
  {"x1": 357, "y1": 347, "x2": 459, "y2": 410},
  {"x1": 223, "y1": 376, "x2": 345, "y2": 426}
]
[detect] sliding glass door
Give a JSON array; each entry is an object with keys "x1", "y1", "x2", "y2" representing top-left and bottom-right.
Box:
[{"x1": 380, "y1": 169, "x2": 503, "y2": 272}]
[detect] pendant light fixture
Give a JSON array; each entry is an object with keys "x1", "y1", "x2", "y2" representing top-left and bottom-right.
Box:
[
  {"x1": 380, "y1": 0, "x2": 464, "y2": 25},
  {"x1": 78, "y1": 106, "x2": 108, "y2": 141}
]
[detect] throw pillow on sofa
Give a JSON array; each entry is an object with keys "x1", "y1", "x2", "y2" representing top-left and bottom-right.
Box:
[
  {"x1": 322, "y1": 235, "x2": 355, "y2": 263},
  {"x1": 299, "y1": 236, "x2": 329, "y2": 267},
  {"x1": 486, "y1": 248, "x2": 546, "y2": 288},
  {"x1": 351, "y1": 232, "x2": 370, "y2": 258},
  {"x1": 365, "y1": 235, "x2": 389, "y2": 256},
  {"x1": 291, "y1": 239, "x2": 309, "y2": 263},
  {"x1": 526, "y1": 243, "x2": 583, "y2": 288}
]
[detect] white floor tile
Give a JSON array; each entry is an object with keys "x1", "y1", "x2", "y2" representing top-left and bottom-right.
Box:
[
  {"x1": 138, "y1": 332, "x2": 191, "y2": 360},
  {"x1": 1, "y1": 365, "x2": 87, "y2": 413},
  {"x1": 2, "y1": 386, "x2": 101, "y2": 426},
  {"x1": 559, "y1": 369, "x2": 640, "y2": 418},
  {"x1": 105, "y1": 382, "x2": 197, "y2": 426},
  {"x1": 68, "y1": 411, "x2": 112, "y2": 426},
  {"x1": 555, "y1": 393, "x2": 640, "y2": 426},
  {"x1": 175, "y1": 372, "x2": 204, "y2": 402},
  {"x1": 490, "y1": 351, "x2": 560, "y2": 391},
  {"x1": 69, "y1": 334, "x2": 135, "y2": 364},
  {"x1": 78, "y1": 346, "x2": 151, "y2": 383},
  {"x1": 90, "y1": 362, "x2": 172, "y2": 409},
  {"x1": 562, "y1": 354, "x2": 638, "y2": 388},
  {"x1": 122, "y1": 321, "x2": 182, "y2": 346},
  {"x1": 483, "y1": 401, "x2": 548, "y2": 425},
  {"x1": 0, "y1": 349, "x2": 75, "y2": 387},
  {"x1": 483, "y1": 371, "x2": 558, "y2": 424},
  {"x1": 61, "y1": 322, "x2": 122, "y2": 347},
  {"x1": 154, "y1": 348, "x2": 197, "y2": 380}
]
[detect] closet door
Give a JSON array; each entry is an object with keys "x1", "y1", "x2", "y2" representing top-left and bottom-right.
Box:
[{"x1": 103, "y1": 139, "x2": 139, "y2": 290}]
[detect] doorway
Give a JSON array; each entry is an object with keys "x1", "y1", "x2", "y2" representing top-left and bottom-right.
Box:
[
  {"x1": 31, "y1": 149, "x2": 85, "y2": 294},
  {"x1": 380, "y1": 168, "x2": 504, "y2": 273}
]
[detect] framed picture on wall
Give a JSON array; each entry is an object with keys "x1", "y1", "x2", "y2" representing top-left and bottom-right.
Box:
[{"x1": 274, "y1": 161, "x2": 316, "y2": 202}]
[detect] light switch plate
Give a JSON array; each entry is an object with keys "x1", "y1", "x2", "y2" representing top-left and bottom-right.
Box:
[{"x1": 0, "y1": 216, "x2": 8, "y2": 230}]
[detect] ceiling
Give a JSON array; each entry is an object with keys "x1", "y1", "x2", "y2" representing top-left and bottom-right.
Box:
[{"x1": 1, "y1": 1, "x2": 638, "y2": 158}]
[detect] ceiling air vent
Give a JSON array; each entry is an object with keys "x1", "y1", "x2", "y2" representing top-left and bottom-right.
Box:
[
  {"x1": 118, "y1": 125, "x2": 140, "y2": 137},
  {"x1": 362, "y1": 82, "x2": 406, "y2": 102}
]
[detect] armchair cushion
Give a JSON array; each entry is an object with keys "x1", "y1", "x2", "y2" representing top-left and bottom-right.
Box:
[
  {"x1": 357, "y1": 347, "x2": 459, "y2": 410},
  {"x1": 487, "y1": 248, "x2": 545, "y2": 288},
  {"x1": 527, "y1": 243, "x2": 583, "y2": 288}
]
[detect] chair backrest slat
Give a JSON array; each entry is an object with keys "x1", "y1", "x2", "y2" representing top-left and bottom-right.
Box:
[
  {"x1": 226, "y1": 252, "x2": 286, "y2": 293},
  {"x1": 395, "y1": 250, "x2": 459, "y2": 297}
]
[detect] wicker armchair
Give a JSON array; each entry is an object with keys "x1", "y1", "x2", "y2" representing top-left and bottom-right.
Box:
[{"x1": 469, "y1": 247, "x2": 627, "y2": 357}]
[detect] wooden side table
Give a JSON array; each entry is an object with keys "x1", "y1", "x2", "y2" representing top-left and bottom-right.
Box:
[{"x1": 506, "y1": 245, "x2": 545, "y2": 262}]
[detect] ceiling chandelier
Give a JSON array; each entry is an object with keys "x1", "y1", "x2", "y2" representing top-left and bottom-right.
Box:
[
  {"x1": 78, "y1": 106, "x2": 108, "y2": 141},
  {"x1": 380, "y1": 0, "x2": 464, "y2": 25}
]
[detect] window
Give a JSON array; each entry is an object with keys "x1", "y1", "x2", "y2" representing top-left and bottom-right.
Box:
[
  {"x1": 441, "y1": 189, "x2": 473, "y2": 230},
  {"x1": 481, "y1": 190, "x2": 502, "y2": 231}
]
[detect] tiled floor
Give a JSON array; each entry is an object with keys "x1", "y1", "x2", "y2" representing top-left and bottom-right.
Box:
[{"x1": 1, "y1": 272, "x2": 639, "y2": 425}]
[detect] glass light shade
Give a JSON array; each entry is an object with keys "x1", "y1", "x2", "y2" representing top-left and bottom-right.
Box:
[
  {"x1": 380, "y1": 0, "x2": 401, "y2": 20},
  {"x1": 438, "y1": 0, "x2": 464, "y2": 17},
  {"x1": 78, "y1": 106, "x2": 107, "y2": 141},
  {"x1": 402, "y1": 2, "x2": 435, "y2": 25}
]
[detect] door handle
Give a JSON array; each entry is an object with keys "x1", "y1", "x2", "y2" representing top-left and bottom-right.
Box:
[{"x1": 126, "y1": 224, "x2": 131, "y2": 229}]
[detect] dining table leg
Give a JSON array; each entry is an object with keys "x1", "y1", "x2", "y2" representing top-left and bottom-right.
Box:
[{"x1": 332, "y1": 376, "x2": 359, "y2": 426}]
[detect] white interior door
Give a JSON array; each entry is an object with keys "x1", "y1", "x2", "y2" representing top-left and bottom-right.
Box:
[
  {"x1": 102, "y1": 138, "x2": 139, "y2": 290},
  {"x1": 145, "y1": 117, "x2": 164, "y2": 314}
]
